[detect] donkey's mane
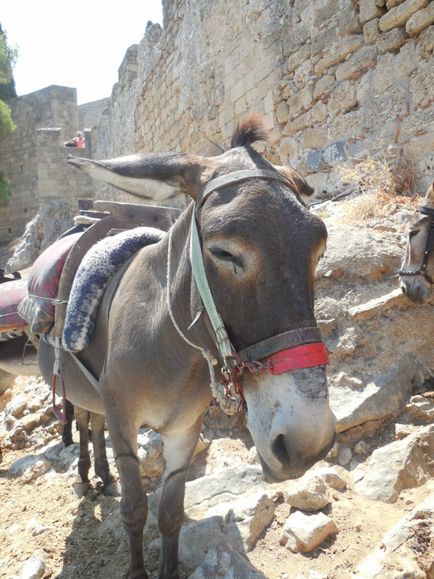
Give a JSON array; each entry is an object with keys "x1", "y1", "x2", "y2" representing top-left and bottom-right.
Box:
[{"x1": 230, "y1": 115, "x2": 269, "y2": 149}]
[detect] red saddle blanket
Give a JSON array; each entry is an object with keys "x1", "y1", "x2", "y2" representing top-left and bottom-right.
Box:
[
  {"x1": 16, "y1": 231, "x2": 83, "y2": 334},
  {"x1": 0, "y1": 278, "x2": 28, "y2": 332}
]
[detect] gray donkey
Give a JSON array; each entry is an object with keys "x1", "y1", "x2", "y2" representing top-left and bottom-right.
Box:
[{"x1": 36, "y1": 117, "x2": 336, "y2": 578}]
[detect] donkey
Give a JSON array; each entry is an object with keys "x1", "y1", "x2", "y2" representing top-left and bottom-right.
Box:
[
  {"x1": 400, "y1": 181, "x2": 434, "y2": 303},
  {"x1": 37, "y1": 117, "x2": 336, "y2": 578}
]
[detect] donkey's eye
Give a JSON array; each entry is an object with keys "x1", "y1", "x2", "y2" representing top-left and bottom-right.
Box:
[
  {"x1": 209, "y1": 247, "x2": 242, "y2": 266},
  {"x1": 409, "y1": 230, "x2": 418, "y2": 239}
]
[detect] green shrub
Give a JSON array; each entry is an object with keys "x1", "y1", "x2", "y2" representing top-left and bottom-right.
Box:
[
  {"x1": 0, "y1": 99, "x2": 15, "y2": 136},
  {"x1": 0, "y1": 172, "x2": 11, "y2": 206}
]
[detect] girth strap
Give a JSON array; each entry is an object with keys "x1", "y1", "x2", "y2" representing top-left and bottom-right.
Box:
[{"x1": 238, "y1": 326, "x2": 323, "y2": 362}]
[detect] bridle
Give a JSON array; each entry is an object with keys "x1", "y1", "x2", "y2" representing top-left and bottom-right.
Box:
[
  {"x1": 167, "y1": 169, "x2": 329, "y2": 414},
  {"x1": 399, "y1": 205, "x2": 434, "y2": 285}
]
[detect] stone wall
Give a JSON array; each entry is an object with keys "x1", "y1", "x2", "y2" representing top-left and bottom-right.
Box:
[
  {"x1": 93, "y1": 0, "x2": 434, "y2": 201},
  {"x1": 0, "y1": 85, "x2": 93, "y2": 243}
]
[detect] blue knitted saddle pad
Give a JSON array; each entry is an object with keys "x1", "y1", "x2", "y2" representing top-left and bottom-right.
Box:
[{"x1": 63, "y1": 226, "x2": 164, "y2": 352}]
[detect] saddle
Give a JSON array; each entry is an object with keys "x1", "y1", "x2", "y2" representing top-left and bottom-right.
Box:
[{"x1": 0, "y1": 201, "x2": 181, "y2": 346}]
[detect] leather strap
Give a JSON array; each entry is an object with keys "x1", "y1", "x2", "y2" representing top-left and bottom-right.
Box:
[
  {"x1": 197, "y1": 169, "x2": 294, "y2": 207},
  {"x1": 238, "y1": 326, "x2": 323, "y2": 362}
]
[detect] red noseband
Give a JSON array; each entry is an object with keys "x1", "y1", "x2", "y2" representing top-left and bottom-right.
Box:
[{"x1": 266, "y1": 342, "x2": 329, "y2": 375}]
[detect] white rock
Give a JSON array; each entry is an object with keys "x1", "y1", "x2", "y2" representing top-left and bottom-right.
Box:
[
  {"x1": 19, "y1": 554, "x2": 46, "y2": 579},
  {"x1": 9, "y1": 455, "x2": 51, "y2": 482},
  {"x1": 353, "y1": 426, "x2": 434, "y2": 502},
  {"x1": 313, "y1": 466, "x2": 348, "y2": 490},
  {"x1": 280, "y1": 511, "x2": 338, "y2": 553},
  {"x1": 285, "y1": 474, "x2": 332, "y2": 511},
  {"x1": 338, "y1": 446, "x2": 352, "y2": 466},
  {"x1": 6, "y1": 394, "x2": 28, "y2": 419}
]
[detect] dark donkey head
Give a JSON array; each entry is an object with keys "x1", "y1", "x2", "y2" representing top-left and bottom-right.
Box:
[
  {"x1": 400, "y1": 181, "x2": 434, "y2": 304},
  {"x1": 69, "y1": 116, "x2": 336, "y2": 481}
]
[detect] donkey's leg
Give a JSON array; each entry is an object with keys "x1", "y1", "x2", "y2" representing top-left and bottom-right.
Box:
[
  {"x1": 62, "y1": 400, "x2": 74, "y2": 447},
  {"x1": 158, "y1": 418, "x2": 203, "y2": 579},
  {"x1": 90, "y1": 411, "x2": 120, "y2": 496},
  {"x1": 73, "y1": 406, "x2": 92, "y2": 498},
  {"x1": 106, "y1": 412, "x2": 147, "y2": 579}
]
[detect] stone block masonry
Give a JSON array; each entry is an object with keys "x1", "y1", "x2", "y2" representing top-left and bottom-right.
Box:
[
  {"x1": 0, "y1": 86, "x2": 94, "y2": 243},
  {"x1": 92, "y1": 0, "x2": 434, "y2": 201},
  {"x1": 2, "y1": 0, "x2": 434, "y2": 237}
]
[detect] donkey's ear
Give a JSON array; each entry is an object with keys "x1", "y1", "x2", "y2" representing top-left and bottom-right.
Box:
[
  {"x1": 68, "y1": 153, "x2": 212, "y2": 202},
  {"x1": 273, "y1": 164, "x2": 314, "y2": 199},
  {"x1": 422, "y1": 180, "x2": 434, "y2": 206}
]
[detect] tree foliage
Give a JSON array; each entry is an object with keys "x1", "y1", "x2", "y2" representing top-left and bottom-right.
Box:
[
  {"x1": 0, "y1": 24, "x2": 17, "y2": 206},
  {"x1": 0, "y1": 171, "x2": 11, "y2": 207},
  {"x1": 0, "y1": 23, "x2": 17, "y2": 99}
]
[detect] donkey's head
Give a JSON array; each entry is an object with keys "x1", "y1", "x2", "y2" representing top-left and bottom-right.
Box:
[
  {"x1": 69, "y1": 116, "x2": 336, "y2": 481},
  {"x1": 400, "y1": 182, "x2": 434, "y2": 304}
]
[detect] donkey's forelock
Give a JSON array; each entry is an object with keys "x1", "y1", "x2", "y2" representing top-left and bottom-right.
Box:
[{"x1": 230, "y1": 115, "x2": 269, "y2": 149}]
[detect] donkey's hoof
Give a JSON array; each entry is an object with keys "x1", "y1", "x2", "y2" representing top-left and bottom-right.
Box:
[
  {"x1": 73, "y1": 480, "x2": 90, "y2": 498},
  {"x1": 104, "y1": 479, "x2": 121, "y2": 497}
]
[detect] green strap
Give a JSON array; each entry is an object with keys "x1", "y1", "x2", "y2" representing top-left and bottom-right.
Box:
[{"x1": 189, "y1": 209, "x2": 234, "y2": 360}]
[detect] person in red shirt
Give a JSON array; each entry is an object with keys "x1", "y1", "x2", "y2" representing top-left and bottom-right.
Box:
[{"x1": 64, "y1": 131, "x2": 85, "y2": 148}]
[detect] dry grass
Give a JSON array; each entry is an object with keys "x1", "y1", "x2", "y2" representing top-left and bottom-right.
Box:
[{"x1": 336, "y1": 149, "x2": 417, "y2": 222}]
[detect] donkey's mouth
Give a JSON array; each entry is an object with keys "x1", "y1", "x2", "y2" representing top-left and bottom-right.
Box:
[{"x1": 257, "y1": 430, "x2": 336, "y2": 483}]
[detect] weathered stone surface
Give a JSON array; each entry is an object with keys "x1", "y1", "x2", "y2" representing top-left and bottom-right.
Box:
[
  {"x1": 417, "y1": 23, "x2": 434, "y2": 58},
  {"x1": 349, "y1": 288, "x2": 409, "y2": 320},
  {"x1": 314, "y1": 36, "x2": 364, "y2": 75},
  {"x1": 353, "y1": 426, "x2": 434, "y2": 502},
  {"x1": 377, "y1": 27, "x2": 408, "y2": 53},
  {"x1": 18, "y1": 553, "x2": 46, "y2": 579},
  {"x1": 379, "y1": 0, "x2": 428, "y2": 31},
  {"x1": 406, "y1": 1, "x2": 434, "y2": 35},
  {"x1": 313, "y1": 74, "x2": 335, "y2": 100},
  {"x1": 313, "y1": 466, "x2": 348, "y2": 490},
  {"x1": 285, "y1": 474, "x2": 332, "y2": 511},
  {"x1": 335, "y1": 46, "x2": 377, "y2": 81},
  {"x1": 360, "y1": 0, "x2": 385, "y2": 24},
  {"x1": 363, "y1": 18, "x2": 381, "y2": 43},
  {"x1": 327, "y1": 82, "x2": 357, "y2": 116},
  {"x1": 405, "y1": 394, "x2": 434, "y2": 421},
  {"x1": 280, "y1": 511, "x2": 338, "y2": 553},
  {"x1": 20, "y1": 413, "x2": 40, "y2": 433},
  {"x1": 6, "y1": 394, "x2": 27, "y2": 419},
  {"x1": 329, "y1": 353, "x2": 429, "y2": 433},
  {"x1": 317, "y1": 223, "x2": 401, "y2": 280},
  {"x1": 188, "y1": 545, "x2": 266, "y2": 579},
  {"x1": 9, "y1": 455, "x2": 51, "y2": 483},
  {"x1": 5, "y1": 200, "x2": 74, "y2": 274}
]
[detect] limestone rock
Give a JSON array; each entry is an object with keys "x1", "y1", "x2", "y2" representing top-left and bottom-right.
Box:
[
  {"x1": 6, "y1": 394, "x2": 28, "y2": 418},
  {"x1": 18, "y1": 553, "x2": 46, "y2": 579},
  {"x1": 188, "y1": 545, "x2": 266, "y2": 579},
  {"x1": 9, "y1": 455, "x2": 51, "y2": 482},
  {"x1": 406, "y1": 1, "x2": 434, "y2": 36},
  {"x1": 280, "y1": 511, "x2": 338, "y2": 553},
  {"x1": 6, "y1": 199, "x2": 74, "y2": 274},
  {"x1": 379, "y1": 0, "x2": 428, "y2": 32},
  {"x1": 313, "y1": 466, "x2": 348, "y2": 491},
  {"x1": 360, "y1": 0, "x2": 385, "y2": 24},
  {"x1": 353, "y1": 426, "x2": 434, "y2": 502},
  {"x1": 329, "y1": 353, "x2": 428, "y2": 433},
  {"x1": 405, "y1": 394, "x2": 434, "y2": 421},
  {"x1": 349, "y1": 288, "x2": 409, "y2": 321},
  {"x1": 20, "y1": 413, "x2": 40, "y2": 433},
  {"x1": 285, "y1": 474, "x2": 332, "y2": 511}
]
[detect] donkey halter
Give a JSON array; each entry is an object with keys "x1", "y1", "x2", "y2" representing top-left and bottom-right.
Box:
[
  {"x1": 399, "y1": 205, "x2": 434, "y2": 284},
  {"x1": 168, "y1": 168, "x2": 329, "y2": 413}
]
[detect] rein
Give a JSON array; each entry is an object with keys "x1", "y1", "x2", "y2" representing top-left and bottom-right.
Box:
[
  {"x1": 399, "y1": 205, "x2": 434, "y2": 284},
  {"x1": 167, "y1": 169, "x2": 329, "y2": 414}
]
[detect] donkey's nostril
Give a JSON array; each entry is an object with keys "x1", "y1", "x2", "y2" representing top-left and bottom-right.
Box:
[
  {"x1": 271, "y1": 434, "x2": 290, "y2": 465},
  {"x1": 401, "y1": 284, "x2": 407, "y2": 295}
]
